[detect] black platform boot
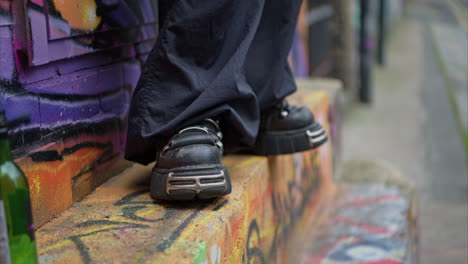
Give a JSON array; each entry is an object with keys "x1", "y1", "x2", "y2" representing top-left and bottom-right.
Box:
[
  {"x1": 251, "y1": 100, "x2": 328, "y2": 155},
  {"x1": 151, "y1": 119, "x2": 231, "y2": 201}
]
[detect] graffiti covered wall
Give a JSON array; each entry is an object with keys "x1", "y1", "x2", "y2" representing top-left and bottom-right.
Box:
[
  {"x1": 37, "y1": 148, "x2": 335, "y2": 264},
  {"x1": 0, "y1": 0, "x2": 158, "y2": 226}
]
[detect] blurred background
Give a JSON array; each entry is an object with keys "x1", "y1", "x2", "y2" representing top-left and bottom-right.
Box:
[{"x1": 293, "y1": 0, "x2": 467, "y2": 263}]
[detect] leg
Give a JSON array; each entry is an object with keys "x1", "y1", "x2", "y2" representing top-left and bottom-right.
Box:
[
  {"x1": 126, "y1": 0, "x2": 265, "y2": 165},
  {"x1": 245, "y1": 0, "x2": 328, "y2": 155},
  {"x1": 245, "y1": 0, "x2": 303, "y2": 111}
]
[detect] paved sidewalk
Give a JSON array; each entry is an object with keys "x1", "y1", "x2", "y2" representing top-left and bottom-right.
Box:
[
  {"x1": 342, "y1": 3, "x2": 468, "y2": 263},
  {"x1": 430, "y1": 22, "x2": 468, "y2": 151}
]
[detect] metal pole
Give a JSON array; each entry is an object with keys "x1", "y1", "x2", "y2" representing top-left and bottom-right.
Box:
[
  {"x1": 359, "y1": 0, "x2": 372, "y2": 103},
  {"x1": 377, "y1": 0, "x2": 387, "y2": 65}
]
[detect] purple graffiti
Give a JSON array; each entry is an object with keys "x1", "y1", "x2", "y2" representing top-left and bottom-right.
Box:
[{"x1": 0, "y1": 0, "x2": 153, "y2": 157}]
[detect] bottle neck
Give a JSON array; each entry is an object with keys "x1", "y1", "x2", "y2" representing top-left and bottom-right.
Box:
[{"x1": 0, "y1": 135, "x2": 12, "y2": 164}]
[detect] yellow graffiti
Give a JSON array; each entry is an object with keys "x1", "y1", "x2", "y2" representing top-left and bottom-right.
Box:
[
  {"x1": 53, "y1": 0, "x2": 101, "y2": 31},
  {"x1": 230, "y1": 157, "x2": 262, "y2": 170},
  {"x1": 134, "y1": 207, "x2": 166, "y2": 218},
  {"x1": 38, "y1": 239, "x2": 73, "y2": 254}
]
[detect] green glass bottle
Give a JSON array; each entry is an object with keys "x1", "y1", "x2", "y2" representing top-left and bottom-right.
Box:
[{"x1": 0, "y1": 111, "x2": 38, "y2": 264}]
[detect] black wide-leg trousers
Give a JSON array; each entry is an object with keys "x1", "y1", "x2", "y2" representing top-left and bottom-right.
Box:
[{"x1": 126, "y1": 0, "x2": 303, "y2": 165}]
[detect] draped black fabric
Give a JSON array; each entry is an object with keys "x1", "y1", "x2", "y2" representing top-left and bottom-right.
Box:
[{"x1": 126, "y1": 0, "x2": 303, "y2": 165}]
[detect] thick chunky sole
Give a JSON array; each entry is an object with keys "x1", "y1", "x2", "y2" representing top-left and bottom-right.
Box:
[
  {"x1": 251, "y1": 122, "x2": 328, "y2": 155},
  {"x1": 151, "y1": 165, "x2": 232, "y2": 201}
]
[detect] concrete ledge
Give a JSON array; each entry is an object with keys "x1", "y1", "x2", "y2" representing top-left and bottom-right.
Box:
[
  {"x1": 300, "y1": 159, "x2": 419, "y2": 263},
  {"x1": 36, "y1": 86, "x2": 341, "y2": 263},
  {"x1": 338, "y1": 159, "x2": 416, "y2": 197}
]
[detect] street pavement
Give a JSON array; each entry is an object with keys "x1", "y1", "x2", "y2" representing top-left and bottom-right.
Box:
[{"x1": 342, "y1": 0, "x2": 468, "y2": 263}]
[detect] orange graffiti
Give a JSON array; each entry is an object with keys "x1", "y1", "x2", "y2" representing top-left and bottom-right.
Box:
[
  {"x1": 53, "y1": 0, "x2": 101, "y2": 31},
  {"x1": 16, "y1": 134, "x2": 120, "y2": 227}
]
